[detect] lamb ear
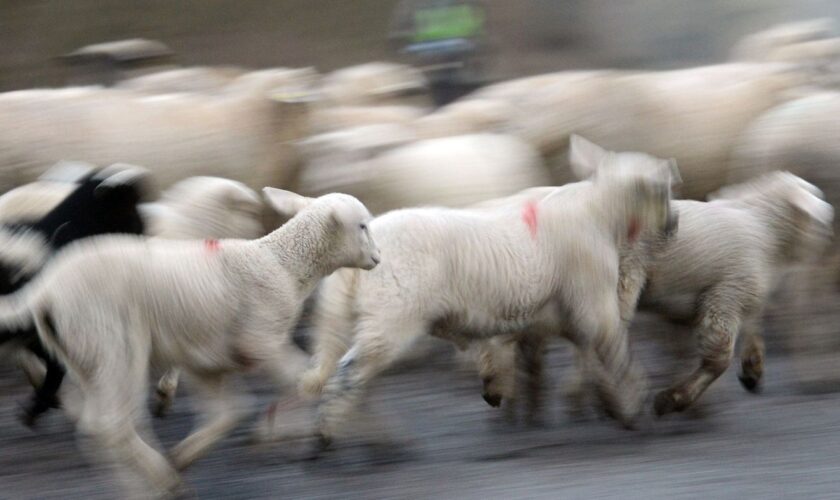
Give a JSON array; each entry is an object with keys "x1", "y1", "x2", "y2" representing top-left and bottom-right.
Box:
[
  {"x1": 220, "y1": 181, "x2": 262, "y2": 213},
  {"x1": 137, "y1": 202, "x2": 172, "y2": 227},
  {"x1": 790, "y1": 187, "x2": 834, "y2": 229},
  {"x1": 568, "y1": 134, "x2": 608, "y2": 180},
  {"x1": 666, "y1": 158, "x2": 682, "y2": 188},
  {"x1": 262, "y1": 187, "x2": 313, "y2": 217}
]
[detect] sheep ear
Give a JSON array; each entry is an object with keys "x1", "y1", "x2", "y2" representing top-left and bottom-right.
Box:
[
  {"x1": 790, "y1": 187, "x2": 834, "y2": 229},
  {"x1": 666, "y1": 158, "x2": 682, "y2": 188},
  {"x1": 94, "y1": 164, "x2": 154, "y2": 202},
  {"x1": 262, "y1": 187, "x2": 313, "y2": 217},
  {"x1": 39, "y1": 161, "x2": 96, "y2": 183},
  {"x1": 138, "y1": 202, "x2": 172, "y2": 227},
  {"x1": 223, "y1": 182, "x2": 262, "y2": 213},
  {"x1": 568, "y1": 134, "x2": 608, "y2": 180}
]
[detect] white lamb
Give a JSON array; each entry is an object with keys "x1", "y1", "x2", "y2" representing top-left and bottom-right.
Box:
[
  {"x1": 297, "y1": 124, "x2": 551, "y2": 215},
  {"x1": 0, "y1": 68, "x2": 317, "y2": 194},
  {"x1": 319, "y1": 62, "x2": 429, "y2": 107},
  {"x1": 729, "y1": 18, "x2": 837, "y2": 62},
  {"x1": 302, "y1": 136, "x2": 679, "y2": 451},
  {"x1": 0, "y1": 172, "x2": 268, "y2": 422},
  {"x1": 0, "y1": 189, "x2": 377, "y2": 496},
  {"x1": 481, "y1": 170, "x2": 833, "y2": 422}
]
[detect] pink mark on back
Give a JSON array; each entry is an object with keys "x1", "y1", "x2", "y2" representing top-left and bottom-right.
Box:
[
  {"x1": 522, "y1": 201, "x2": 538, "y2": 239},
  {"x1": 204, "y1": 239, "x2": 220, "y2": 253}
]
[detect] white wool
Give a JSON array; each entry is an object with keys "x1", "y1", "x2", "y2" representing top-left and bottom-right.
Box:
[
  {"x1": 0, "y1": 191, "x2": 377, "y2": 495},
  {"x1": 116, "y1": 66, "x2": 247, "y2": 95},
  {"x1": 0, "y1": 228, "x2": 49, "y2": 279},
  {"x1": 451, "y1": 63, "x2": 813, "y2": 200},
  {"x1": 482, "y1": 170, "x2": 834, "y2": 421},
  {"x1": 0, "y1": 67, "x2": 317, "y2": 194},
  {"x1": 319, "y1": 62, "x2": 429, "y2": 107},
  {"x1": 304, "y1": 138, "x2": 677, "y2": 445},
  {"x1": 298, "y1": 126, "x2": 551, "y2": 215}
]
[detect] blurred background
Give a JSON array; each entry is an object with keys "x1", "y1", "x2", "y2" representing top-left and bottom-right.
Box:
[
  {"x1": 3, "y1": 1, "x2": 840, "y2": 498},
  {"x1": 3, "y1": 0, "x2": 840, "y2": 90}
]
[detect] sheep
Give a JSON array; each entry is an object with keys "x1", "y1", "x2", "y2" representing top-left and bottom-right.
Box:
[
  {"x1": 729, "y1": 18, "x2": 837, "y2": 63},
  {"x1": 0, "y1": 188, "x2": 377, "y2": 496},
  {"x1": 297, "y1": 124, "x2": 551, "y2": 215},
  {"x1": 303, "y1": 136, "x2": 678, "y2": 452},
  {"x1": 445, "y1": 63, "x2": 811, "y2": 200},
  {"x1": 728, "y1": 91, "x2": 840, "y2": 391},
  {"x1": 115, "y1": 66, "x2": 247, "y2": 95},
  {"x1": 307, "y1": 104, "x2": 426, "y2": 134},
  {"x1": 319, "y1": 62, "x2": 429, "y2": 107},
  {"x1": 483, "y1": 171, "x2": 833, "y2": 422},
  {"x1": 0, "y1": 169, "x2": 269, "y2": 426},
  {"x1": 0, "y1": 67, "x2": 318, "y2": 196},
  {"x1": 0, "y1": 164, "x2": 152, "y2": 426}
]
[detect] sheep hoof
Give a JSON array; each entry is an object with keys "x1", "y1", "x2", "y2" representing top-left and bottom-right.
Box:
[
  {"x1": 17, "y1": 394, "x2": 59, "y2": 428},
  {"x1": 738, "y1": 357, "x2": 763, "y2": 394},
  {"x1": 154, "y1": 389, "x2": 173, "y2": 418},
  {"x1": 482, "y1": 392, "x2": 502, "y2": 408},
  {"x1": 305, "y1": 433, "x2": 332, "y2": 461},
  {"x1": 738, "y1": 374, "x2": 762, "y2": 394},
  {"x1": 653, "y1": 389, "x2": 689, "y2": 417}
]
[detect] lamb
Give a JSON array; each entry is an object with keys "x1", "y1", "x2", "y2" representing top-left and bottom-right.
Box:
[
  {"x1": 446, "y1": 63, "x2": 810, "y2": 200},
  {"x1": 11, "y1": 174, "x2": 269, "y2": 426},
  {"x1": 0, "y1": 189, "x2": 377, "y2": 496},
  {"x1": 728, "y1": 91, "x2": 840, "y2": 391},
  {"x1": 115, "y1": 66, "x2": 248, "y2": 95},
  {"x1": 319, "y1": 62, "x2": 429, "y2": 107},
  {"x1": 302, "y1": 136, "x2": 678, "y2": 452},
  {"x1": 297, "y1": 124, "x2": 551, "y2": 215},
  {"x1": 0, "y1": 67, "x2": 317, "y2": 195},
  {"x1": 0, "y1": 164, "x2": 151, "y2": 426},
  {"x1": 729, "y1": 18, "x2": 837, "y2": 63},
  {"x1": 483, "y1": 170, "x2": 833, "y2": 421}
]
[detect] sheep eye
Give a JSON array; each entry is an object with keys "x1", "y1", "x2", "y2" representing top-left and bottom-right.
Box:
[{"x1": 359, "y1": 223, "x2": 367, "y2": 230}]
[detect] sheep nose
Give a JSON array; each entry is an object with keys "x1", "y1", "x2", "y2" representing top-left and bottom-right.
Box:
[{"x1": 371, "y1": 254, "x2": 381, "y2": 265}]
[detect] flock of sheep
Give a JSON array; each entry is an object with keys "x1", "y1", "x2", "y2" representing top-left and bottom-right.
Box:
[{"x1": 2, "y1": 17, "x2": 840, "y2": 499}]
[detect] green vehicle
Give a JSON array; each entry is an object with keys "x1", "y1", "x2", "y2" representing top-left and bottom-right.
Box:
[{"x1": 389, "y1": 0, "x2": 489, "y2": 105}]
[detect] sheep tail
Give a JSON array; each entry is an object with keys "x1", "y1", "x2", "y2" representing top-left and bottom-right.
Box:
[
  {"x1": 298, "y1": 268, "x2": 360, "y2": 397},
  {"x1": 0, "y1": 282, "x2": 42, "y2": 344}
]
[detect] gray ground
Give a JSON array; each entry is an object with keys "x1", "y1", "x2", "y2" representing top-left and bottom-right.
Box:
[{"x1": 1, "y1": 314, "x2": 839, "y2": 499}]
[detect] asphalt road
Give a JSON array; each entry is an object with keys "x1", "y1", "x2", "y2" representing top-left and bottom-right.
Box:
[{"x1": 2, "y1": 314, "x2": 840, "y2": 499}]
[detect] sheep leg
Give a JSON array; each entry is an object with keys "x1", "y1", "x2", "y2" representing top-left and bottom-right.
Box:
[
  {"x1": 299, "y1": 281, "x2": 358, "y2": 397},
  {"x1": 316, "y1": 319, "x2": 425, "y2": 450},
  {"x1": 19, "y1": 338, "x2": 65, "y2": 427},
  {"x1": 563, "y1": 254, "x2": 647, "y2": 421},
  {"x1": 737, "y1": 317, "x2": 765, "y2": 393},
  {"x1": 562, "y1": 347, "x2": 591, "y2": 420},
  {"x1": 78, "y1": 356, "x2": 182, "y2": 496},
  {"x1": 474, "y1": 337, "x2": 517, "y2": 409},
  {"x1": 654, "y1": 307, "x2": 740, "y2": 416},
  {"x1": 567, "y1": 290, "x2": 646, "y2": 428},
  {"x1": 153, "y1": 368, "x2": 181, "y2": 418},
  {"x1": 170, "y1": 373, "x2": 241, "y2": 471},
  {"x1": 516, "y1": 333, "x2": 548, "y2": 426},
  {"x1": 16, "y1": 349, "x2": 45, "y2": 391}
]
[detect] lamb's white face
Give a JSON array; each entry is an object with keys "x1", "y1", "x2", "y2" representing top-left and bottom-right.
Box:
[
  {"x1": 324, "y1": 193, "x2": 380, "y2": 271},
  {"x1": 568, "y1": 134, "x2": 679, "y2": 236},
  {"x1": 262, "y1": 188, "x2": 379, "y2": 270}
]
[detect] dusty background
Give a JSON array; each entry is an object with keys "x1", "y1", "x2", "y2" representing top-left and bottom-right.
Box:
[{"x1": 2, "y1": 0, "x2": 840, "y2": 90}]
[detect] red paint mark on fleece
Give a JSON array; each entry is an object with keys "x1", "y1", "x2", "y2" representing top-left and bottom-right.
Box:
[
  {"x1": 627, "y1": 218, "x2": 640, "y2": 244},
  {"x1": 204, "y1": 239, "x2": 220, "y2": 253},
  {"x1": 521, "y1": 201, "x2": 538, "y2": 239}
]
